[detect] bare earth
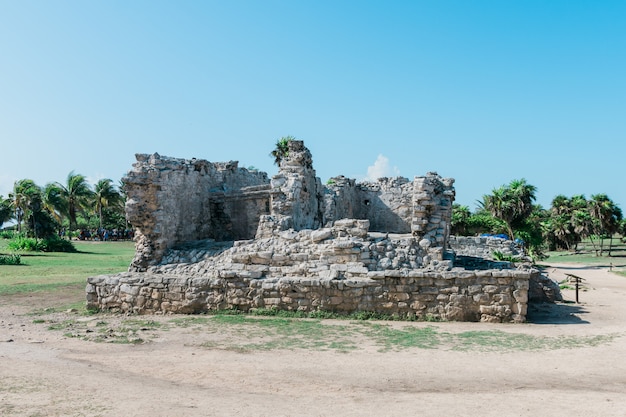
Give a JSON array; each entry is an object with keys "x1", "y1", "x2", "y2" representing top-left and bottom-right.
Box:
[{"x1": 1, "y1": 263, "x2": 626, "y2": 417}]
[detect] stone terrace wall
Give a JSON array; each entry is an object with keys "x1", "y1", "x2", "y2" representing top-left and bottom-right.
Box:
[
  {"x1": 124, "y1": 153, "x2": 269, "y2": 271},
  {"x1": 88, "y1": 219, "x2": 533, "y2": 322},
  {"x1": 86, "y1": 269, "x2": 531, "y2": 323},
  {"x1": 449, "y1": 236, "x2": 524, "y2": 259}
]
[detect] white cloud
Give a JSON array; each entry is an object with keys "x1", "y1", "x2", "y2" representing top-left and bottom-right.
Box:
[{"x1": 365, "y1": 154, "x2": 400, "y2": 181}]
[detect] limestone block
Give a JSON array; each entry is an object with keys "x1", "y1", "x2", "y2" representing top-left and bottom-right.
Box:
[
  {"x1": 311, "y1": 229, "x2": 333, "y2": 242},
  {"x1": 473, "y1": 293, "x2": 490, "y2": 304},
  {"x1": 513, "y1": 289, "x2": 528, "y2": 303},
  {"x1": 512, "y1": 303, "x2": 528, "y2": 316},
  {"x1": 480, "y1": 314, "x2": 501, "y2": 323},
  {"x1": 444, "y1": 305, "x2": 466, "y2": 321},
  {"x1": 493, "y1": 293, "x2": 512, "y2": 304},
  {"x1": 483, "y1": 285, "x2": 499, "y2": 294}
]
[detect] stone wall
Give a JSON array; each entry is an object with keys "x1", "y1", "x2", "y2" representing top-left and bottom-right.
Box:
[
  {"x1": 323, "y1": 173, "x2": 455, "y2": 253},
  {"x1": 268, "y1": 140, "x2": 324, "y2": 231},
  {"x1": 124, "y1": 154, "x2": 269, "y2": 271},
  {"x1": 87, "y1": 269, "x2": 531, "y2": 323},
  {"x1": 88, "y1": 219, "x2": 534, "y2": 322},
  {"x1": 448, "y1": 236, "x2": 524, "y2": 260}
]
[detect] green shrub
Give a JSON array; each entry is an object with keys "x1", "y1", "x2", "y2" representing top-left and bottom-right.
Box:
[
  {"x1": 0, "y1": 230, "x2": 17, "y2": 239},
  {"x1": 8, "y1": 236, "x2": 44, "y2": 251},
  {"x1": 7, "y1": 236, "x2": 77, "y2": 252},
  {"x1": 0, "y1": 254, "x2": 21, "y2": 265},
  {"x1": 40, "y1": 237, "x2": 77, "y2": 253}
]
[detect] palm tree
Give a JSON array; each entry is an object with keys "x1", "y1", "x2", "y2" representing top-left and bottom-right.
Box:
[
  {"x1": 93, "y1": 179, "x2": 121, "y2": 229},
  {"x1": 42, "y1": 183, "x2": 67, "y2": 226},
  {"x1": 482, "y1": 179, "x2": 537, "y2": 241},
  {"x1": 0, "y1": 195, "x2": 14, "y2": 229},
  {"x1": 55, "y1": 172, "x2": 93, "y2": 232},
  {"x1": 589, "y1": 194, "x2": 622, "y2": 256},
  {"x1": 483, "y1": 186, "x2": 515, "y2": 239},
  {"x1": 9, "y1": 179, "x2": 40, "y2": 234}
]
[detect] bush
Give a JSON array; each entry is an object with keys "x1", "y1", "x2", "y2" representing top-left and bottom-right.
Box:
[
  {"x1": 7, "y1": 236, "x2": 77, "y2": 252},
  {"x1": 0, "y1": 254, "x2": 21, "y2": 265},
  {"x1": 40, "y1": 237, "x2": 77, "y2": 253},
  {"x1": 8, "y1": 236, "x2": 44, "y2": 251},
  {"x1": 0, "y1": 230, "x2": 17, "y2": 239}
]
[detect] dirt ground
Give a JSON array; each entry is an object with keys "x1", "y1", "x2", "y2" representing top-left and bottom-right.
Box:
[{"x1": 1, "y1": 263, "x2": 626, "y2": 417}]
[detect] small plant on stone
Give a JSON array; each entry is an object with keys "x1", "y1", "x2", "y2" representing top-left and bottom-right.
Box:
[
  {"x1": 492, "y1": 250, "x2": 520, "y2": 262},
  {"x1": 270, "y1": 136, "x2": 295, "y2": 166}
]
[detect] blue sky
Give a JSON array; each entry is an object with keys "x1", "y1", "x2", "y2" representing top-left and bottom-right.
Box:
[{"x1": 1, "y1": 0, "x2": 624, "y2": 210}]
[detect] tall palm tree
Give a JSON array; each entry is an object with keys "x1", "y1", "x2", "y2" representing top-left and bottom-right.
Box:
[
  {"x1": 93, "y1": 179, "x2": 121, "y2": 229},
  {"x1": 589, "y1": 194, "x2": 622, "y2": 256},
  {"x1": 42, "y1": 183, "x2": 67, "y2": 225},
  {"x1": 483, "y1": 179, "x2": 537, "y2": 240},
  {"x1": 9, "y1": 179, "x2": 40, "y2": 234},
  {"x1": 55, "y1": 172, "x2": 93, "y2": 232},
  {"x1": 0, "y1": 195, "x2": 14, "y2": 229}
]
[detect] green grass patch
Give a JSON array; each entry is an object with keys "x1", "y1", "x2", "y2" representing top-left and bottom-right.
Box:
[
  {"x1": 177, "y1": 314, "x2": 622, "y2": 353},
  {"x1": 546, "y1": 237, "x2": 626, "y2": 267},
  {"x1": 449, "y1": 330, "x2": 618, "y2": 352},
  {"x1": 37, "y1": 309, "x2": 623, "y2": 352},
  {"x1": 0, "y1": 241, "x2": 134, "y2": 297},
  {"x1": 359, "y1": 322, "x2": 440, "y2": 351},
  {"x1": 41, "y1": 316, "x2": 162, "y2": 344}
]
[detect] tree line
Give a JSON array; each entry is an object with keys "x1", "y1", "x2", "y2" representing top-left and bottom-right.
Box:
[
  {"x1": 0, "y1": 172, "x2": 127, "y2": 239},
  {"x1": 2, "y1": 169, "x2": 623, "y2": 260},
  {"x1": 452, "y1": 178, "x2": 624, "y2": 259}
]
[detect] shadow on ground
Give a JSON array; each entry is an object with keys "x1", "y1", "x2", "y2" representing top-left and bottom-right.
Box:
[{"x1": 527, "y1": 301, "x2": 589, "y2": 324}]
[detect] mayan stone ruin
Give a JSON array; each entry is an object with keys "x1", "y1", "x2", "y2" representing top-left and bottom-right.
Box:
[{"x1": 87, "y1": 140, "x2": 557, "y2": 323}]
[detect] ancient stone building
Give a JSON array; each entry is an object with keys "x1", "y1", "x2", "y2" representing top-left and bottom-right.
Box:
[{"x1": 87, "y1": 140, "x2": 550, "y2": 322}]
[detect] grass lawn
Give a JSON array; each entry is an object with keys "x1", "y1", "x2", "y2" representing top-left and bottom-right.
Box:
[
  {"x1": 2, "y1": 237, "x2": 622, "y2": 352},
  {"x1": 0, "y1": 240, "x2": 135, "y2": 297},
  {"x1": 545, "y1": 237, "x2": 626, "y2": 277}
]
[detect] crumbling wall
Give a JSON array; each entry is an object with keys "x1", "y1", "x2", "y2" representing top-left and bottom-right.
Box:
[
  {"x1": 90, "y1": 140, "x2": 537, "y2": 322},
  {"x1": 124, "y1": 154, "x2": 269, "y2": 271},
  {"x1": 323, "y1": 176, "x2": 359, "y2": 226},
  {"x1": 267, "y1": 140, "x2": 323, "y2": 232},
  {"x1": 323, "y1": 173, "x2": 455, "y2": 248}
]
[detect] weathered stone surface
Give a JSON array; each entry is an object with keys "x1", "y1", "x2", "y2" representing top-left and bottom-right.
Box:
[{"x1": 86, "y1": 140, "x2": 563, "y2": 322}]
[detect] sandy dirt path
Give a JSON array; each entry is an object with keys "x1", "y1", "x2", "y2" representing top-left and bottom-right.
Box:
[{"x1": 1, "y1": 263, "x2": 626, "y2": 417}]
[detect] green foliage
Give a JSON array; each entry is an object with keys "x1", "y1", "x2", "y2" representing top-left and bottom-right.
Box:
[
  {"x1": 0, "y1": 230, "x2": 17, "y2": 239},
  {"x1": 492, "y1": 251, "x2": 518, "y2": 262},
  {"x1": 8, "y1": 236, "x2": 44, "y2": 251},
  {"x1": 39, "y1": 237, "x2": 77, "y2": 253},
  {"x1": 6, "y1": 235, "x2": 76, "y2": 253},
  {"x1": 465, "y1": 208, "x2": 507, "y2": 235},
  {"x1": 0, "y1": 195, "x2": 13, "y2": 228},
  {"x1": 326, "y1": 178, "x2": 336, "y2": 185},
  {"x1": 482, "y1": 178, "x2": 537, "y2": 240},
  {"x1": 451, "y1": 204, "x2": 471, "y2": 235},
  {"x1": 270, "y1": 135, "x2": 295, "y2": 166},
  {"x1": 93, "y1": 178, "x2": 122, "y2": 229},
  {"x1": 0, "y1": 254, "x2": 21, "y2": 265}
]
